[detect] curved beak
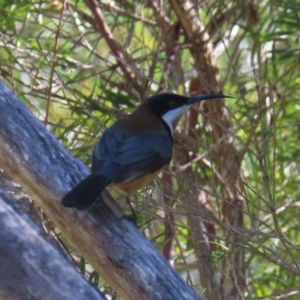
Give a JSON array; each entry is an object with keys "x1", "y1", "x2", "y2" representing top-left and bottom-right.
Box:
[{"x1": 188, "y1": 94, "x2": 233, "y2": 104}]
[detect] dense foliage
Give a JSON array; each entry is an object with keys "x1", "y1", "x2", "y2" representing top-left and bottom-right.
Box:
[{"x1": 1, "y1": 0, "x2": 300, "y2": 299}]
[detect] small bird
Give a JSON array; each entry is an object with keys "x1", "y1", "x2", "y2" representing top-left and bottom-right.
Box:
[{"x1": 62, "y1": 93, "x2": 230, "y2": 210}]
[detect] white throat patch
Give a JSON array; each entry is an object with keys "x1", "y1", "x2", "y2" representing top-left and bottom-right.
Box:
[{"x1": 161, "y1": 105, "x2": 189, "y2": 133}]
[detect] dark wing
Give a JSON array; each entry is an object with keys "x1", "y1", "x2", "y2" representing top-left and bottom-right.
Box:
[{"x1": 92, "y1": 125, "x2": 172, "y2": 183}]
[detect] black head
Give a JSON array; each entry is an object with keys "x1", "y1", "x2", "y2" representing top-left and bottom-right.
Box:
[
  {"x1": 142, "y1": 93, "x2": 231, "y2": 133},
  {"x1": 145, "y1": 93, "x2": 189, "y2": 117}
]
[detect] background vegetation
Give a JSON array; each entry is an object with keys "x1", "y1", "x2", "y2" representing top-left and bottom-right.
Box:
[{"x1": 1, "y1": 0, "x2": 300, "y2": 299}]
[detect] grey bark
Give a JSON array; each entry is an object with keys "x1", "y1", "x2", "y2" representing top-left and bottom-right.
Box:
[
  {"x1": 0, "y1": 186, "x2": 105, "y2": 300},
  {"x1": 0, "y1": 80, "x2": 202, "y2": 300}
]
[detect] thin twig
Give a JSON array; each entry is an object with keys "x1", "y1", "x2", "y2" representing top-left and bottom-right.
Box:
[{"x1": 44, "y1": 0, "x2": 67, "y2": 126}]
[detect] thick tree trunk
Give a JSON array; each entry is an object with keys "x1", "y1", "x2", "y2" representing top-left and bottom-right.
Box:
[
  {"x1": 0, "y1": 79, "x2": 202, "y2": 300},
  {"x1": 0, "y1": 186, "x2": 105, "y2": 300}
]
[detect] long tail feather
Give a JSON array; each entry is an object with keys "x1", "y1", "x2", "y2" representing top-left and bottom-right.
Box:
[{"x1": 61, "y1": 174, "x2": 110, "y2": 210}]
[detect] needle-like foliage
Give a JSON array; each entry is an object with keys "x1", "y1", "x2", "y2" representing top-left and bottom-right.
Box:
[{"x1": 1, "y1": 0, "x2": 300, "y2": 299}]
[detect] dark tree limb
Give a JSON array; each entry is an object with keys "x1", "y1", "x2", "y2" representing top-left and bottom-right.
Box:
[
  {"x1": 0, "y1": 186, "x2": 105, "y2": 300},
  {"x1": 0, "y1": 79, "x2": 202, "y2": 300}
]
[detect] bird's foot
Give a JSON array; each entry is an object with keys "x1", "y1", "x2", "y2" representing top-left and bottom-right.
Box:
[{"x1": 121, "y1": 213, "x2": 138, "y2": 227}]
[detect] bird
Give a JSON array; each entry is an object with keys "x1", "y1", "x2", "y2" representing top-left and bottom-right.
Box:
[{"x1": 62, "y1": 93, "x2": 230, "y2": 210}]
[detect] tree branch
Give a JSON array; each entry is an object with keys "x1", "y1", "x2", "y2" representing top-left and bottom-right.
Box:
[
  {"x1": 169, "y1": 1, "x2": 246, "y2": 299},
  {"x1": 84, "y1": 0, "x2": 140, "y2": 93},
  {"x1": 0, "y1": 79, "x2": 202, "y2": 300},
  {"x1": 0, "y1": 186, "x2": 105, "y2": 300}
]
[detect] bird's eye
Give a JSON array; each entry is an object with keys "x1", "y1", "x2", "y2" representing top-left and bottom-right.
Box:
[{"x1": 169, "y1": 101, "x2": 178, "y2": 108}]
